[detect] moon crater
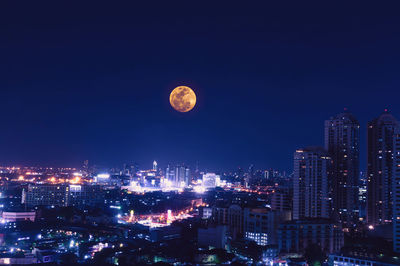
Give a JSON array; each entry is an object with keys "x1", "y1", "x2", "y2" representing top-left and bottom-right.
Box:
[{"x1": 169, "y1": 86, "x2": 196, "y2": 112}]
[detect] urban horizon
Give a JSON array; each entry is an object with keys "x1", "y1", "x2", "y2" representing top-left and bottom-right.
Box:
[{"x1": 0, "y1": 108, "x2": 395, "y2": 173}]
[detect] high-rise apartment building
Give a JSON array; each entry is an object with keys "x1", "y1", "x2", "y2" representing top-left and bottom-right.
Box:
[
  {"x1": 325, "y1": 111, "x2": 360, "y2": 225},
  {"x1": 367, "y1": 111, "x2": 399, "y2": 225},
  {"x1": 392, "y1": 133, "x2": 400, "y2": 252},
  {"x1": 293, "y1": 147, "x2": 331, "y2": 220}
]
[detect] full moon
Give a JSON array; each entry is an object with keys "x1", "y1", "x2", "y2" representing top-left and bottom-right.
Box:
[{"x1": 169, "y1": 86, "x2": 196, "y2": 112}]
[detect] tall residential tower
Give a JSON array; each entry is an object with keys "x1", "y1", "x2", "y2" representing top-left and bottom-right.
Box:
[
  {"x1": 325, "y1": 111, "x2": 360, "y2": 225},
  {"x1": 293, "y1": 147, "x2": 331, "y2": 220},
  {"x1": 367, "y1": 111, "x2": 399, "y2": 225},
  {"x1": 392, "y1": 133, "x2": 400, "y2": 252}
]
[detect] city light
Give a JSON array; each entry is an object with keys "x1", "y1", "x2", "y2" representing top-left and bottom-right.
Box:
[
  {"x1": 193, "y1": 186, "x2": 206, "y2": 193},
  {"x1": 97, "y1": 173, "x2": 110, "y2": 179}
]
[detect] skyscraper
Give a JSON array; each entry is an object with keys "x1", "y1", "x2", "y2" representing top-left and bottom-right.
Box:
[
  {"x1": 248, "y1": 164, "x2": 255, "y2": 178},
  {"x1": 392, "y1": 133, "x2": 400, "y2": 252},
  {"x1": 166, "y1": 165, "x2": 175, "y2": 185},
  {"x1": 175, "y1": 165, "x2": 190, "y2": 187},
  {"x1": 367, "y1": 110, "x2": 399, "y2": 225},
  {"x1": 293, "y1": 147, "x2": 331, "y2": 220},
  {"x1": 82, "y1": 160, "x2": 89, "y2": 176},
  {"x1": 325, "y1": 111, "x2": 360, "y2": 225},
  {"x1": 166, "y1": 164, "x2": 190, "y2": 187}
]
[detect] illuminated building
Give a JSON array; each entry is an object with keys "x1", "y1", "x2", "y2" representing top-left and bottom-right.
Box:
[
  {"x1": 122, "y1": 163, "x2": 136, "y2": 178},
  {"x1": 325, "y1": 111, "x2": 360, "y2": 225},
  {"x1": 26, "y1": 184, "x2": 104, "y2": 208},
  {"x1": 329, "y1": 251, "x2": 400, "y2": 266},
  {"x1": 167, "y1": 209, "x2": 172, "y2": 224},
  {"x1": 278, "y1": 219, "x2": 343, "y2": 254},
  {"x1": 0, "y1": 255, "x2": 38, "y2": 265},
  {"x1": 214, "y1": 204, "x2": 290, "y2": 245},
  {"x1": 134, "y1": 169, "x2": 159, "y2": 188},
  {"x1": 367, "y1": 111, "x2": 399, "y2": 225},
  {"x1": 1, "y1": 211, "x2": 36, "y2": 222},
  {"x1": 94, "y1": 173, "x2": 110, "y2": 183},
  {"x1": 165, "y1": 165, "x2": 190, "y2": 187},
  {"x1": 293, "y1": 147, "x2": 331, "y2": 220},
  {"x1": 359, "y1": 171, "x2": 368, "y2": 219},
  {"x1": 263, "y1": 170, "x2": 270, "y2": 180},
  {"x1": 202, "y1": 173, "x2": 220, "y2": 188},
  {"x1": 26, "y1": 184, "x2": 68, "y2": 207},
  {"x1": 153, "y1": 160, "x2": 158, "y2": 171},
  {"x1": 393, "y1": 133, "x2": 400, "y2": 252},
  {"x1": 175, "y1": 166, "x2": 183, "y2": 186},
  {"x1": 165, "y1": 165, "x2": 175, "y2": 185},
  {"x1": 244, "y1": 232, "x2": 267, "y2": 246},
  {"x1": 199, "y1": 207, "x2": 212, "y2": 219},
  {"x1": 176, "y1": 165, "x2": 190, "y2": 187},
  {"x1": 82, "y1": 160, "x2": 89, "y2": 176},
  {"x1": 68, "y1": 184, "x2": 104, "y2": 207},
  {"x1": 243, "y1": 208, "x2": 291, "y2": 246}
]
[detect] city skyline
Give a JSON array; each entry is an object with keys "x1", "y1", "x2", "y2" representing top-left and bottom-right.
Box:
[{"x1": 0, "y1": 109, "x2": 397, "y2": 173}]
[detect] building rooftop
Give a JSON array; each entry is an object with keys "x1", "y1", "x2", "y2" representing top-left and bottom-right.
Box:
[
  {"x1": 330, "y1": 111, "x2": 359, "y2": 124},
  {"x1": 331, "y1": 250, "x2": 400, "y2": 265},
  {"x1": 280, "y1": 218, "x2": 337, "y2": 225}
]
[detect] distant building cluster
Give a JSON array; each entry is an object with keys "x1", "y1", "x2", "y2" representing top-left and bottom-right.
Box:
[{"x1": 165, "y1": 164, "x2": 190, "y2": 188}]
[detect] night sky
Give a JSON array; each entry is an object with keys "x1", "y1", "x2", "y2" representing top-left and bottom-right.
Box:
[{"x1": 1, "y1": 2, "x2": 400, "y2": 171}]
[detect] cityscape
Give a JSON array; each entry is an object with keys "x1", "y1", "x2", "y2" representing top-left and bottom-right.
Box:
[
  {"x1": 2, "y1": 110, "x2": 400, "y2": 265},
  {"x1": 2, "y1": 2, "x2": 400, "y2": 266}
]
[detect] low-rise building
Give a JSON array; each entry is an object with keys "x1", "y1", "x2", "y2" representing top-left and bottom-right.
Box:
[
  {"x1": 0, "y1": 254, "x2": 38, "y2": 265},
  {"x1": 199, "y1": 207, "x2": 212, "y2": 219},
  {"x1": 202, "y1": 173, "x2": 220, "y2": 188},
  {"x1": 1, "y1": 211, "x2": 36, "y2": 222},
  {"x1": 278, "y1": 219, "x2": 343, "y2": 254},
  {"x1": 213, "y1": 204, "x2": 291, "y2": 244},
  {"x1": 271, "y1": 188, "x2": 292, "y2": 212},
  {"x1": 328, "y1": 252, "x2": 400, "y2": 266},
  {"x1": 26, "y1": 184, "x2": 104, "y2": 208},
  {"x1": 150, "y1": 226, "x2": 181, "y2": 242},
  {"x1": 212, "y1": 205, "x2": 228, "y2": 225},
  {"x1": 198, "y1": 225, "x2": 228, "y2": 249},
  {"x1": 244, "y1": 208, "x2": 291, "y2": 246}
]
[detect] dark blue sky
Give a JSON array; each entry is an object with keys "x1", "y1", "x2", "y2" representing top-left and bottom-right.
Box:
[{"x1": 1, "y1": 2, "x2": 400, "y2": 171}]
